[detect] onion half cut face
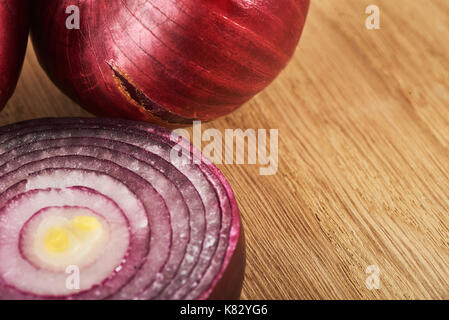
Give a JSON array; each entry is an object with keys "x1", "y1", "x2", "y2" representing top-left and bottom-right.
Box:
[{"x1": 0, "y1": 118, "x2": 244, "y2": 300}]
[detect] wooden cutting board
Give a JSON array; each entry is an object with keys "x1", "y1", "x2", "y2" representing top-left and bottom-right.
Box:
[{"x1": 2, "y1": 0, "x2": 449, "y2": 299}]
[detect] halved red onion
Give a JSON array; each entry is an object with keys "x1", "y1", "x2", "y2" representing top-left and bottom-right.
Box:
[
  {"x1": 0, "y1": 118, "x2": 244, "y2": 300},
  {"x1": 0, "y1": 0, "x2": 29, "y2": 110}
]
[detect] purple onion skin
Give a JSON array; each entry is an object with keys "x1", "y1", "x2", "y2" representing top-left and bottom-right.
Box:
[
  {"x1": 0, "y1": 0, "x2": 29, "y2": 110},
  {"x1": 30, "y1": 0, "x2": 310, "y2": 126}
]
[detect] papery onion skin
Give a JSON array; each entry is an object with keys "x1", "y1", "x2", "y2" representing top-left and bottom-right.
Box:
[
  {"x1": 0, "y1": 0, "x2": 29, "y2": 110},
  {"x1": 30, "y1": 0, "x2": 310, "y2": 125},
  {"x1": 0, "y1": 118, "x2": 245, "y2": 300}
]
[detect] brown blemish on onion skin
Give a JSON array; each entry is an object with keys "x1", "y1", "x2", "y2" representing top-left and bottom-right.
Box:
[{"x1": 107, "y1": 62, "x2": 197, "y2": 126}]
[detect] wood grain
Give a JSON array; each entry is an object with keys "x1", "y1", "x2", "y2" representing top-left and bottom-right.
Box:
[{"x1": 2, "y1": 0, "x2": 449, "y2": 299}]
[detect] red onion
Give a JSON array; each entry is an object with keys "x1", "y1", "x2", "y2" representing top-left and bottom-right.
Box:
[
  {"x1": 31, "y1": 0, "x2": 310, "y2": 125},
  {"x1": 0, "y1": 0, "x2": 29, "y2": 110},
  {"x1": 0, "y1": 118, "x2": 244, "y2": 300}
]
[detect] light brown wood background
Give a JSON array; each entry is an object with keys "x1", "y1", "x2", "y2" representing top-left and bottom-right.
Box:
[{"x1": 2, "y1": 0, "x2": 449, "y2": 299}]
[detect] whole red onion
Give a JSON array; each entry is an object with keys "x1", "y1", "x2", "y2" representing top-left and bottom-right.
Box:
[
  {"x1": 31, "y1": 0, "x2": 310, "y2": 125},
  {"x1": 0, "y1": 0, "x2": 29, "y2": 110}
]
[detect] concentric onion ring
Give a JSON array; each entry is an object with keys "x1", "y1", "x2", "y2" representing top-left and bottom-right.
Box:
[{"x1": 0, "y1": 118, "x2": 244, "y2": 300}]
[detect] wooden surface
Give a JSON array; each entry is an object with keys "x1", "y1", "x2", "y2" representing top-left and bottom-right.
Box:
[{"x1": 3, "y1": 0, "x2": 449, "y2": 299}]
